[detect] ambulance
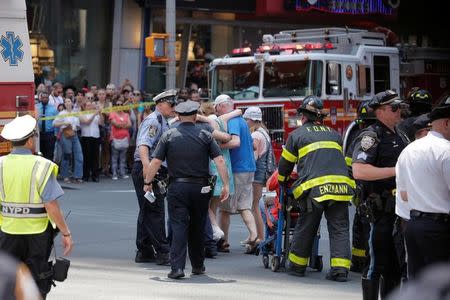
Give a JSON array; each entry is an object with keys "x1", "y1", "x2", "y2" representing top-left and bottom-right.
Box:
[
  {"x1": 209, "y1": 27, "x2": 400, "y2": 157},
  {"x1": 0, "y1": 0, "x2": 35, "y2": 155}
]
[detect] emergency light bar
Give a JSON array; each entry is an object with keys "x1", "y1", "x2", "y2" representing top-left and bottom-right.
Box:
[
  {"x1": 231, "y1": 47, "x2": 252, "y2": 56},
  {"x1": 257, "y1": 42, "x2": 335, "y2": 53}
]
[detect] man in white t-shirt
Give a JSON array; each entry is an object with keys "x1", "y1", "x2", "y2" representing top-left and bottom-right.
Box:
[
  {"x1": 396, "y1": 98, "x2": 450, "y2": 279},
  {"x1": 48, "y1": 82, "x2": 64, "y2": 107}
]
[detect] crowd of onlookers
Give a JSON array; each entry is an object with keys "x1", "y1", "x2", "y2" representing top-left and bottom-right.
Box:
[{"x1": 35, "y1": 80, "x2": 199, "y2": 183}]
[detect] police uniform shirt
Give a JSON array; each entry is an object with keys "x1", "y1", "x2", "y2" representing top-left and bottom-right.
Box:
[
  {"x1": 396, "y1": 131, "x2": 450, "y2": 214},
  {"x1": 2, "y1": 148, "x2": 64, "y2": 204},
  {"x1": 134, "y1": 108, "x2": 169, "y2": 162},
  {"x1": 352, "y1": 120, "x2": 407, "y2": 194},
  {"x1": 152, "y1": 123, "x2": 221, "y2": 178}
]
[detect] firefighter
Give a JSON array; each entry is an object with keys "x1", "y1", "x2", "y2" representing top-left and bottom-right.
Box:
[
  {"x1": 397, "y1": 88, "x2": 433, "y2": 141},
  {"x1": 352, "y1": 90, "x2": 409, "y2": 299},
  {"x1": 344, "y1": 101, "x2": 377, "y2": 273},
  {"x1": 278, "y1": 95, "x2": 355, "y2": 282},
  {"x1": 0, "y1": 115, "x2": 73, "y2": 299}
]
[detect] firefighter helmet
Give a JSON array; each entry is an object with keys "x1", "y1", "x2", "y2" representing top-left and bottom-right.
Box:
[
  {"x1": 408, "y1": 88, "x2": 432, "y2": 104},
  {"x1": 297, "y1": 95, "x2": 327, "y2": 118},
  {"x1": 356, "y1": 100, "x2": 376, "y2": 121}
]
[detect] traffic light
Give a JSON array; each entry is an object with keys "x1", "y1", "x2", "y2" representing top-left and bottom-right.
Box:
[{"x1": 145, "y1": 33, "x2": 169, "y2": 62}]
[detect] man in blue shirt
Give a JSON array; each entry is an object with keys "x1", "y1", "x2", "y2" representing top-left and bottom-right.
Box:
[
  {"x1": 35, "y1": 91, "x2": 58, "y2": 160},
  {"x1": 214, "y1": 95, "x2": 258, "y2": 254}
]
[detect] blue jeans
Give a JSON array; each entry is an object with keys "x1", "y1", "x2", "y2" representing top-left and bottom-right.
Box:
[
  {"x1": 111, "y1": 146, "x2": 127, "y2": 176},
  {"x1": 60, "y1": 135, "x2": 83, "y2": 179}
]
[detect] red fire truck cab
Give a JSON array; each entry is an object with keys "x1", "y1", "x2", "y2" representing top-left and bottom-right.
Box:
[
  {"x1": 209, "y1": 27, "x2": 400, "y2": 158},
  {"x1": 0, "y1": 0, "x2": 35, "y2": 155}
]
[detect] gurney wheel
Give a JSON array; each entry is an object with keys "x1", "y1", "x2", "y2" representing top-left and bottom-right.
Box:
[
  {"x1": 263, "y1": 255, "x2": 269, "y2": 269},
  {"x1": 271, "y1": 256, "x2": 280, "y2": 272}
]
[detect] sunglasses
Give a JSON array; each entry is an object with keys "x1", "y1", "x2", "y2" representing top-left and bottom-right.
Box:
[
  {"x1": 133, "y1": 93, "x2": 141, "y2": 96},
  {"x1": 87, "y1": 97, "x2": 94, "y2": 100}
]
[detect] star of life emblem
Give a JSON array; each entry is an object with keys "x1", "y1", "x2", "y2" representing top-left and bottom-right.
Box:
[{"x1": 0, "y1": 32, "x2": 24, "y2": 66}]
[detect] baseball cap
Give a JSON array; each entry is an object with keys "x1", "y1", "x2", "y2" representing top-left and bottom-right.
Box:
[
  {"x1": 429, "y1": 96, "x2": 450, "y2": 121},
  {"x1": 175, "y1": 100, "x2": 200, "y2": 116},
  {"x1": 243, "y1": 106, "x2": 262, "y2": 121}
]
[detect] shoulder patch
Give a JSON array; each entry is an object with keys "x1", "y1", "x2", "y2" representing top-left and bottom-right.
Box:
[
  {"x1": 148, "y1": 125, "x2": 158, "y2": 137},
  {"x1": 361, "y1": 135, "x2": 376, "y2": 151}
]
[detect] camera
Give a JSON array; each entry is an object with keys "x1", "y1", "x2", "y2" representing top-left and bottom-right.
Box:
[{"x1": 53, "y1": 257, "x2": 70, "y2": 282}]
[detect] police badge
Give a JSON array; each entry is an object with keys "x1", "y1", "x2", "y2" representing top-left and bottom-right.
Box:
[
  {"x1": 148, "y1": 125, "x2": 157, "y2": 137},
  {"x1": 361, "y1": 135, "x2": 375, "y2": 151}
]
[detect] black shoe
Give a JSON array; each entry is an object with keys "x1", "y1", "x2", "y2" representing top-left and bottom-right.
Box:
[
  {"x1": 287, "y1": 262, "x2": 306, "y2": 277},
  {"x1": 205, "y1": 249, "x2": 218, "y2": 258},
  {"x1": 92, "y1": 177, "x2": 99, "y2": 182},
  {"x1": 326, "y1": 268, "x2": 348, "y2": 282},
  {"x1": 82, "y1": 177, "x2": 89, "y2": 182},
  {"x1": 192, "y1": 265, "x2": 206, "y2": 275},
  {"x1": 168, "y1": 269, "x2": 185, "y2": 279},
  {"x1": 156, "y1": 252, "x2": 170, "y2": 266},
  {"x1": 362, "y1": 277, "x2": 380, "y2": 300},
  {"x1": 135, "y1": 250, "x2": 156, "y2": 263}
]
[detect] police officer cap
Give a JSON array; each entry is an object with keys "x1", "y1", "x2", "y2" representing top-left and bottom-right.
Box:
[
  {"x1": 175, "y1": 100, "x2": 200, "y2": 116},
  {"x1": 243, "y1": 106, "x2": 262, "y2": 121},
  {"x1": 369, "y1": 90, "x2": 402, "y2": 109},
  {"x1": 429, "y1": 97, "x2": 450, "y2": 121},
  {"x1": 412, "y1": 113, "x2": 431, "y2": 131},
  {"x1": 153, "y1": 89, "x2": 177, "y2": 105},
  {"x1": 0, "y1": 115, "x2": 37, "y2": 142}
]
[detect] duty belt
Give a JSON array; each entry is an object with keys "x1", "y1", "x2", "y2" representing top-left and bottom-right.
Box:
[
  {"x1": 0, "y1": 202, "x2": 47, "y2": 218},
  {"x1": 410, "y1": 209, "x2": 450, "y2": 223},
  {"x1": 170, "y1": 177, "x2": 210, "y2": 185}
]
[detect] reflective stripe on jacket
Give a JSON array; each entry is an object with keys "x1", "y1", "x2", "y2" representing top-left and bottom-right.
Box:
[
  {"x1": 0, "y1": 154, "x2": 58, "y2": 234},
  {"x1": 278, "y1": 123, "x2": 355, "y2": 202}
]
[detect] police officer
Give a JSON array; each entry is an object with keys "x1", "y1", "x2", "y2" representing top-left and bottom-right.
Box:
[
  {"x1": 278, "y1": 96, "x2": 355, "y2": 282},
  {"x1": 397, "y1": 88, "x2": 432, "y2": 141},
  {"x1": 0, "y1": 115, "x2": 73, "y2": 299},
  {"x1": 144, "y1": 100, "x2": 230, "y2": 279},
  {"x1": 344, "y1": 101, "x2": 377, "y2": 273},
  {"x1": 132, "y1": 89, "x2": 176, "y2": 264},
  {"x1": 352, "y1": 90, "x2": 408, "y2": 299}
]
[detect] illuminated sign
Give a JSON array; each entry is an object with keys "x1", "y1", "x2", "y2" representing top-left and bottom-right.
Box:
[{"x1": 295, "y1": 0, "x2": 396, "y2": 15}]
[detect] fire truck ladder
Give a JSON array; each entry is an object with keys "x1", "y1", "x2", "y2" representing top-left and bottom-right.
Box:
[{"x1": 268, "y1": 27, "x2": 386, "y2": 47}]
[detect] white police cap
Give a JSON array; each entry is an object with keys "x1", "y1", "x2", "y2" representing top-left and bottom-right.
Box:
[
  {"x1": 153, "y1": 89, "x2": 178, "y2": 104},
  {"x1": 243, "y1": 106, "x2": 262, "y2": 121},
  {"x1": 1, "y1": 115, "x2": 37, "y2": 142},
  {"x1": 175, "y1": 100, "x2": 200, "y2": 116}
]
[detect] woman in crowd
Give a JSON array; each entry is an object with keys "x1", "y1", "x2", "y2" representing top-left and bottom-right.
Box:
[
  {"x1": 53, "y1": 98, "x2": 84, "y2": 183},
  {"x1": 124, "y1": 89, "x2": 142, "y2": 171},
  {"x1": 97, "y1": 88, "x2": 113, "y2": 177},
  {"x1": 109, "y1": 97, "x2": 131, "y2": 180},
  {"x1": 198, "y1": 102, "x2": 241, "y2": 249},
  {"x1": 80, "y1": 100, "x2": 103, "y2": 182},
  {"x1": 243, "y1": 106, "x2": 273, "y2": 242}
]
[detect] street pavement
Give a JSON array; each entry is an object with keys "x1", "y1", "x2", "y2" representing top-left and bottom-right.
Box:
[{"x1": 49, "y1": 177, "x2": 362, "y2": 300}]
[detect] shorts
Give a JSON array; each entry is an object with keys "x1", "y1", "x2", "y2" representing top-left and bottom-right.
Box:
[
  {"x1": 220, "y1": 172, "x2": 254, "y2": 213},
  {"x1": 253, "y1": 162, "x2": 268, "y2": 184}
]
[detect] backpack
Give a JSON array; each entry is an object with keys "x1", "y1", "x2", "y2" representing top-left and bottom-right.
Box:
[{"x1": 257, "y1": 127, "x2": 276, "y2": 177}]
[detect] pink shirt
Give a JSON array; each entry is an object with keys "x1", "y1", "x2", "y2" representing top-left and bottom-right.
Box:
[{"x1": 109, "y1": 112, "x2": 130, "y2": 140}]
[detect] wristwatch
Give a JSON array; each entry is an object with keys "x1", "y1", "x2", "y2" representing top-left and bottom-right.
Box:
[
  {"x1": 144, "y1": 181, "x2": 152, "y2": 185},
  {"x1": 63, "y1": 232, "x2": 71, "y2": 237}
]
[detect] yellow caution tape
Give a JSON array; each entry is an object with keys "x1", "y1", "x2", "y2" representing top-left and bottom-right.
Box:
[{"x1": 38, "y1": 102, "x2": 155, "y2": 121}]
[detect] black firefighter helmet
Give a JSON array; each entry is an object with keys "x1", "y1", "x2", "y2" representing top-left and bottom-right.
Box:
[
  {"x1": 297, "y1": 95, "x2": 328, "y2": 121},
  {"x1": 406, "y1": 88, "x2": 433, "y2": 115},
  {"x1": 356, "y1": 100, "x2": 376, "y2": 125}
]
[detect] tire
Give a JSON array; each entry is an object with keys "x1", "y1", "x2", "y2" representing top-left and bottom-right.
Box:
[
  {"x1": 271, "y1": 256, "x2": 280, "y2": 272},
  {"x1": 263, "y1": 255, "x2": 269, "y2": 269}
]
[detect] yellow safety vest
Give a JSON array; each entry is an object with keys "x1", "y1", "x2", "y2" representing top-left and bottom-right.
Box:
[{"x1": 0, "y1": 154, "x2": 58, "y2": 234}]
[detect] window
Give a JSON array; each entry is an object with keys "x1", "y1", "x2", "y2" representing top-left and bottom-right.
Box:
[
  {"x1": 357, "y1": 65, "x2": 371, "y2": 96},
  {"x1": 326, "y1": 62, "x2": 342, "y2": 95},
  {"x1": 373, "y1": 56, "x2": 390, "y2": 93}
]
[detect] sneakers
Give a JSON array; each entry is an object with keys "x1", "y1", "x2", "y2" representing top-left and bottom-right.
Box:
[
  {"x1": 112, "y1": 175, "x2": 118, "y2": 180},
  {"x1": 121, "y1": 175, "x2": 129, "y2": 179},
  {"x1": 192, "y1": 265, "x2": 205, "y2": 275},
  {"x1": 167, "y1": 269, "x2": 185, "y2": 279},
  {"x1": 63, "y1": 177, "x2": 71, "y2": 184},
  {"x1": 326, "y1": 268, "x2": 348, "y2": 282}
]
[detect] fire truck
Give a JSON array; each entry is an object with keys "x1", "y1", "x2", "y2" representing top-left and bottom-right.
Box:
[
  {"x1": 209, "y1": 27, "x2": 400, "y2": 157},
  {"x1": 0, "y1": 0, "x2": 35, "y2": 155}
]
